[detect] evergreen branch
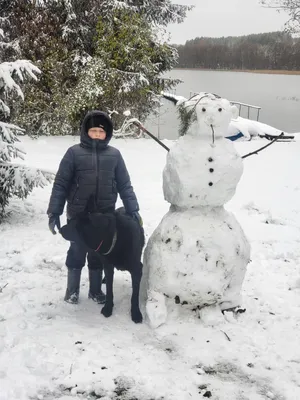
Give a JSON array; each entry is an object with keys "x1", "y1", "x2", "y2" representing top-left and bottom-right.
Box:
[
  {"x1": 178, "y1": 103, "x2": 197, "y2": 136},
  {"x1": 0, "y1": 163, "x2": 54, "y2": 206},
  {"x1": 0, "y1": 162, "x2": 55, "y2": 178},
  {"x1": 0, "y1": 122, "x2": 24, "y2": 144},
  {"x1": 0, "y1": 99, "x2": 10, "y2": 116},
  {"x1": 0, "y1": 142, "x2": 25, "y2": 162},
  {"x1": 0, "y1": 60, "x2": 41, "y2": 100}
]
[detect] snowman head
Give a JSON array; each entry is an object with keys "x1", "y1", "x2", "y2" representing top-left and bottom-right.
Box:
[{"x1": 179, "y1": 93, "x2": 238, "y2": 141}]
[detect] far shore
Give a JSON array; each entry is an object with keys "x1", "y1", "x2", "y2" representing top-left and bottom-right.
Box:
[{"x1": 173, "y1": 68, "x2": 300, "y2": 75}]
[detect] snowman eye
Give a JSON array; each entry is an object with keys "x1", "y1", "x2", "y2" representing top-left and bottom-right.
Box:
[
  {"x1": 202, "y1": 108, "x2": 206, "y2": 112},
  {"x1": 218, "y1": 108, "x2": 222, "y2": 112}
]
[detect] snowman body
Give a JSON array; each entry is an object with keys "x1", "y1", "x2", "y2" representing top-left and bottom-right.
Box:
[
  {"x1": 141, "y1": 93, "x2": 251, "y2": 328},
  {"x1": 163, "y1": 134, "x2": 243, "y2": 207}
]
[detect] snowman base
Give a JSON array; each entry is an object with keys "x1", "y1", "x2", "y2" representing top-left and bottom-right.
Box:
[
  {"x1": 145, "y1": 290, "x2": 168, "y2": 329},
  {"x1": 145, "y1": 295, "x2": 231, "y2": 329},
  {"x1": 198, "y1": 304, "x2": 225, "y2": 326},
  {"x1": 141, "y1": 206, "x2": 250, "y2": 328}
]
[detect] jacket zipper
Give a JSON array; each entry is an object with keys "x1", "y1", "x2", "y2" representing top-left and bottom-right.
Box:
[{"x1": 94, "y1": 143, "x2": 99, "y2": 206}]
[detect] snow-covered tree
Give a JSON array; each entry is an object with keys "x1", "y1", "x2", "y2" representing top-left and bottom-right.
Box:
[
  {"x1": 62, "y1": 8, "x2": 180, "y2": 129},
  {"x1": 0, "y1": 0, "x2": 77, "y2": 135},
  {"x1": 0, "y1": 0, "x2": 193, "y2": 135},
  {"x1": 0, "y1": 31, "x2": 53, "y2": 218}
]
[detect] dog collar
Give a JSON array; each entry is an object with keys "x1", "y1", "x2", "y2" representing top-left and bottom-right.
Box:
[{"x1": 102, "y1": 231, "x2": 117, "y2": 255}]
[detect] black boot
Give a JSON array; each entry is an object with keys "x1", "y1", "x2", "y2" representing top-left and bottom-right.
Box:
[
  {"x1": 88, "y1": 269, "x2": 106, "y2": 304},
  {"x1": 64, "y1": 268, "x2": 82, "y2": 304}
]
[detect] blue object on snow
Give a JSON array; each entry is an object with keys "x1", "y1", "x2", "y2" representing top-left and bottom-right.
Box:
[{"x1": 226, "y1": 132, "x2": 244, "y2": 141}]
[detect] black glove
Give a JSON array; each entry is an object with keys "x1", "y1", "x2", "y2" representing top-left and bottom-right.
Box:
[
  {"x1": 130, "y1": 211, "x2": 143, "y2": 227},
  {"x1": 48, "y1": 213, "x2": 61, "y2": 235}
]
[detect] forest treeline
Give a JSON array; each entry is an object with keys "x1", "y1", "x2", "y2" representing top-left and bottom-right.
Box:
[{"x1": 174, "y1": 32, "x2": 300, "y2": 70}]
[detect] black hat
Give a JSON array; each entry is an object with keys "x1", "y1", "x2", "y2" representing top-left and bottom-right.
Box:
[{"x1": 86, "y1": 115, "x2": 109, "y2": 132}]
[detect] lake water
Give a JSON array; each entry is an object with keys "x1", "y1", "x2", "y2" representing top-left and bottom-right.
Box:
[{"x1": 144, "y1": 69, "x2": 300, "y2": 140}]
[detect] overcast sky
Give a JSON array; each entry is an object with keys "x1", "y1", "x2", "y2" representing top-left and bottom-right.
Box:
[{"x1": 168, "y1": 0, "x2": 289, "y2": 44}]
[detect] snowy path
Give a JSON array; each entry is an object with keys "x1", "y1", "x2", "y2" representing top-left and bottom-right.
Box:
[{"x1": 0, "y1": 137, "x2": 300, "y2": 400}]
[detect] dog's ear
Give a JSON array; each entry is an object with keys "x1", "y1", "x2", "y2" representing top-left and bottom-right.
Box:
[
  {"x1": 60, "y1": 219, "x2": 81, "y2": 242},
  {"x1": 89, "y1": 213, "x2": 105, "y2": 228},
  {"x1": 90, "y1": 212, "x2": 114, "y2": 227},
  {"x1": 89, "y1": 213, "x2": 116, "y2": 238},
  {"x1": 75, "y1": 212, "x2": 89, "y2": 226},
  {"x1": 103, "y1": 213, "x2": 117, "y2": 233}
]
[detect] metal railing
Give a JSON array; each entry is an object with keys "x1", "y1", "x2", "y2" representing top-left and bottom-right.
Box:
[{"x1": 230, "y1": 101, "x2": 261, "y2": 121}]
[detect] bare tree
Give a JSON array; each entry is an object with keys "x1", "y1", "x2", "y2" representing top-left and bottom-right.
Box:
[{"x1": 261, "y1": 0, "x2": 300, "y2": 34}]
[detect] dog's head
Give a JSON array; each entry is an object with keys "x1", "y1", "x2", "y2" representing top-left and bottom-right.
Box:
[{"x1": 60, "y1": 212, "x2": 116, "y2": 251}]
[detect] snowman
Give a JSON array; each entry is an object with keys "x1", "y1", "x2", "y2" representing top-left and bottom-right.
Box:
[{"x1": 141, "y1": 92, "x2": 251, "y2": 328}]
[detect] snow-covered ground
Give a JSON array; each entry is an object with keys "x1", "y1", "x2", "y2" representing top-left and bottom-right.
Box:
[{"x1": 1, "y1": 135, "x2": 300, "y2": 400}]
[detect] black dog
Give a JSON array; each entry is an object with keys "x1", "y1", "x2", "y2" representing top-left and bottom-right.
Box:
[{"x1": 60, "y1": 207, "x2": 145, "y2": 323}]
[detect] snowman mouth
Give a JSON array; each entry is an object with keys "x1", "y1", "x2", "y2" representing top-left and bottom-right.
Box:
[
  {"x1": 204, "y1": 121, "x2": 224, "y2": 144},
  {"x1": 203, "y1": 122, "x2": 216, "y2": 144},
  {"x1": 210, "y1": 124, "x2": 215, "y2": 144}
]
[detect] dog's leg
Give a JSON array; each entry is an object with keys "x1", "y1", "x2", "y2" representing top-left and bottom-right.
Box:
[
  {"x1": 101, "y1": 262, "x2": 114, "y2": 318},
  {"x1": 130, "y1": 262, "x2": 143, "y2": 323}
]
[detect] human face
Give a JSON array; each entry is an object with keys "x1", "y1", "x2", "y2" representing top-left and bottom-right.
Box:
[{"x1": 87, "y1": 127, "x2": 107, "y2": 140}]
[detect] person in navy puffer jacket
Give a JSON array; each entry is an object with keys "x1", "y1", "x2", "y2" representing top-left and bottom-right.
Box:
[{"x1": 47, "y1": 110, "x2": 141, "y2": 304}]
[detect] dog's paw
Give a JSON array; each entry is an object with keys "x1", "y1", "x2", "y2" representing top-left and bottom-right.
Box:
[
  {"x1": 131, "y1": 308, "x2": 143, "y2": 323},
  {"x1": 101, "y1": 305, "x2": 113, "y2": 318}
]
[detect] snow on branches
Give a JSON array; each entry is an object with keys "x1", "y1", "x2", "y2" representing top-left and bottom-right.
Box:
[
  {"x1": 0, "y1": 60, "x2": 40, "y2": 115},
  {"x1": 0, "y1": 51, "x2": 52, "y2": 218},
  {"x1": 0, "y1": 163, "x2": 53, "y2": 211}
]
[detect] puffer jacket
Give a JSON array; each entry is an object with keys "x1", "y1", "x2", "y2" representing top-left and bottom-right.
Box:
[{"x1": 47, "y1": 110, "x2": 139, "y2": 218}]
